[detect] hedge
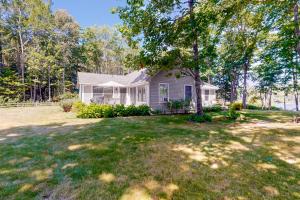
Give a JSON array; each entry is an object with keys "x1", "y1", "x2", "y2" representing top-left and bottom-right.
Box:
[{"x1": 76, "y1": 103, "x2": 151, "y2": 118}]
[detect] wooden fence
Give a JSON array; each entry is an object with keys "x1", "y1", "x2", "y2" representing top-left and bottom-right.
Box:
[{"x1": 0, "y1": 102, "x2": 59, "y2": 108}]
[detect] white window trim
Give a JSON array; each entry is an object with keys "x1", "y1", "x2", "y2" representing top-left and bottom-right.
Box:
[
  {"x1": 159, "y1": 83, "x2": 169, "y2": 103},
  {"x1": 184, "y1": 84, "x2": 193, "y2": 100}
]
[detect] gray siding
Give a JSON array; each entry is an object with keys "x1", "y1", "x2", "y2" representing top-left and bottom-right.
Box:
[{"x1": 149, "y1": 70, "x2": 197, "y2": 110}]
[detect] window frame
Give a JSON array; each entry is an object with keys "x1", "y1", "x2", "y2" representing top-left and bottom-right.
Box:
[
  {"x1": 184, "y1": 84, "x2": 193, "y2": 101},
  {"x1": 159, "y1": 83, "x2": 169, "y2": 103}
]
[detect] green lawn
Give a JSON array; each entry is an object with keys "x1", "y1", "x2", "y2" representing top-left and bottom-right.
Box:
[{"x1": 0, "y1": 107, "x2": 299, "y2": 200}]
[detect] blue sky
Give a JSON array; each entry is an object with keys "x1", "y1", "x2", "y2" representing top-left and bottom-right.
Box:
[{"x1": 52, "y1": 0, "x2": 126, "y2": 27}]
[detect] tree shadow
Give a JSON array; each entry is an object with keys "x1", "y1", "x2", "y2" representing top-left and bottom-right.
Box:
[{"x1": 0, "y1": 115, "x2": 299, "y2": 199}]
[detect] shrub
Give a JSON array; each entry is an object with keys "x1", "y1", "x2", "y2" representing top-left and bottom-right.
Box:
[
  {"x1": 227, "y1": 106, "x2": 240, "y2": 120},
  {"x1": 114, "y1": 104, "x2": 127, "y2": 117},
  {"x1": 72, "y1": 101, "x2": 86, "y2": 112},
  {"x1": 271, "y1": 106, "x2": 281, "y2": 111},
  {"x1": 246, "y1": 104, "x2": 262, "y2": 110},
  {"x1": 136, "y1": 105, "x2": 151, "y2": 116},
  {"x1": 76, "y1": 104, "x2": 151, "y2": 118},
  {"x1": 77, "y1": 104, "x2": 103, "y2": 118},
  {"x1": 60, "y1": 100, "x2": 73, "y2": 112},
  {"x1": 230, "y1": 102, "x2": 243, "y2": 111},
  {"x1": 102, "y1": 105, "x2": 115, "y2": 118},
  {"x1": 203, "y1": 104, "x2": 222, "y2": 112},
  {"x1": 126, "y1": 105, "x2": 138, "y2": 116},
  {"x1": 167, "y1": 99, "x2": 192, "y2": 114},
  {"x1": 167, "y1": 100, "x2": 183, "y2": 113},
  {"x1": 151, "y1": 109, "x2": 162, "y2": 115},
  {"x1": 188, "y1": 113, "x2": 212, "y2": 123}
]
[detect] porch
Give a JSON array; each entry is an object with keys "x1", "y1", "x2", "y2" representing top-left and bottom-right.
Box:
[{"x1": 80, "y1": 83, "x2": 149, "y2": 106}]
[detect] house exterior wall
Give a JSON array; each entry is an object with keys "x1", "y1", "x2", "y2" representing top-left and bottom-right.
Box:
[
  {"x1": 149, "y1": 70, "x2": 217, "y2": 111},
  {"x1": 149, "y1": 71, "x2": 197, "y2": 111}
]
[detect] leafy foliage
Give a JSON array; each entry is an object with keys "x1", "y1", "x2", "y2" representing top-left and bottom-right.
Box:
[
  {"x1": 60, "y1": 100, "x2": 73, "y2": 112},
  {"x1": 188, "y1": 113, "x2": 212, "y2": 123},
  {"x1": 76, "y1": 104, "x2": 151, "y2": 118},
  {"x1": 227, "y1": 106, "x2": 240, "y2": 120},
  {"x1": 203, "y1": 105, "x2": 223, "y2": 112},
  {"x1": 230, "y1": 102, "x2": 243, "y2": 111}
]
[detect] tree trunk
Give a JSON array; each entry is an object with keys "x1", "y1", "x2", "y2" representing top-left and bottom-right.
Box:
[
  {"x1": 189, "y1": 0, "x2": 203, "y2": 115},
  {"x1": 62, "y1": 67, "x2": 65, "y2": 94},
  {"x1": 268, "y1": 88, "x2": 272, "y2": 110},
  {"x1": 283, "y1": 94, "x2": 286, "y2": 110},
  {"x1": 259, "y1": 91, "x2": 264, "y2": 109},
  {"x1": 230, "y1": 70, "x2": 238, "y2": 103},
  {"x1": 242, "y1": 62, "x2": 248, "y2": 109},
  {"x1": 48, "y1": 65, "x2": 51, "y2": 101},
  {"x1": 293, "y1": 3, "x2": 299, "y2": 111},
  {"x1": 33, "y1": 81, "x2": 37, "y2": 102},
  {"x1": 39, "y1": 85, "x2": 42, "y2": 101},
  {"x1": 293, "y1": 66, "x2": 299, "y2": 111},
  {"x1": 294, "y1": 3, "x2": 300, "y2": 57},
  {"x1": 0, "y1": 32, "x2": 3, "y2": 70}
]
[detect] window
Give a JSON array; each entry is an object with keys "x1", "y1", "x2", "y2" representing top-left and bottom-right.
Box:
[
  {"x1": 137, "y1": 86, "x2": 146, "y2": 102},
  {"x1": 113, "y1": 87, "x2": 120, "y2": 98},
  {"x1": 205, "y1": 90, "x2": 209, "y2": 101},
  {"x1": 159, "y1": 83, "x2": 169, "y2": 102},
  {"x1": 184, "y1": 85, "x2": 192, "y2": 101},
  {"x1": 93, "y1": 86, "x2": 103, "y2": 98}
]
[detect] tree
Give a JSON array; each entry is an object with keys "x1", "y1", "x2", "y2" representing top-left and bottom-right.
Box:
[{"x1": 118, "y1": 0, "x2": 246, "y2": 115}]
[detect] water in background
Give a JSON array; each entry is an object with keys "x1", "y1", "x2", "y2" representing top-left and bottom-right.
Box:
[{"x1": 275, "y1": 103, "x2": 298, "y2": 111}]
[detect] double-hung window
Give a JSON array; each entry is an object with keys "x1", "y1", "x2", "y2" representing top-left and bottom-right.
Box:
[
  {"x1": 184, "y1": 85, "x2": 192, "y2": 101},
  {"x1": 159, "y1": 83, "x2": 169, "y2": 103}
]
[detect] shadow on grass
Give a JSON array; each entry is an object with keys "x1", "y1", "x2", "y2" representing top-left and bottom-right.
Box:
[{"x1": 0, "y1": 114, "x2": 299, "y2": 199}]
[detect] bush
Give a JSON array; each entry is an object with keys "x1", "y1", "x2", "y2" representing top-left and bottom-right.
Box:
[
  {"x1": 72, "y1": 101, "x2": 86, "y2": 112},
  {"x1": 227, "y1": 106, "x2": 240, "y2": 120},
  {"x1": 203, "y1": 104, "x2": 222, "y2": 112},
  {"x1": 76, "y1": 104, "x2": 151, "y2": 118},
  {"x1": 230, "y1": 102, "x2": 243, "y2": 111},
  {"x1": 167, "y1": 99, "x2": 191, "y2": 114},
  {"x1": 136, "y1": 105, "x2": 151, "y2": 116},
  {"x1": 102, "y1": 105, "x2": 115, "y2": 118},
  {"x1": 188, "y1": 113, "x2": 212, "y2": 123},
  {"x1": 77, "y1": 104, "x2": 103, "y2": 118},
  {"x1": 114, "y1": 104, "x2": 127, "y2": 117},
  {"x1": 246, "y1": 104, "x2": 262, "y2": 110},
  {"x1": 60, "y1": 100, "x2": 73, "y2": 112},
  {"x1": 271, "y1": 106, "x2": 281, "y2": 111}
]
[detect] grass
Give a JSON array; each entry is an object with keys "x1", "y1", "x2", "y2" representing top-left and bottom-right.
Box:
[{"x1": 0, "y1": 106, "x2": 299, "y2": 199}]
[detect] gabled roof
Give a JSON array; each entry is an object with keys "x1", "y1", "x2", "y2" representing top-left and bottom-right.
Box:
[
  {"x1": 78, "y1": 69, "x2": 219, "y2": 89},
  {"x1": 78, "y1": 69, "x2": 149, "y2": 86}
]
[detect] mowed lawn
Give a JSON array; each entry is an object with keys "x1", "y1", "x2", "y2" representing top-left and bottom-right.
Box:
[{"x1": 0, "y1": 107, "x2": 299, "y2": 200}]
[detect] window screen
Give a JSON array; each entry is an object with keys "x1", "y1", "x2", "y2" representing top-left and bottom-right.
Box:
[{"x1": 159, "y1": 83, "x2": 169, "y2": 102}]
